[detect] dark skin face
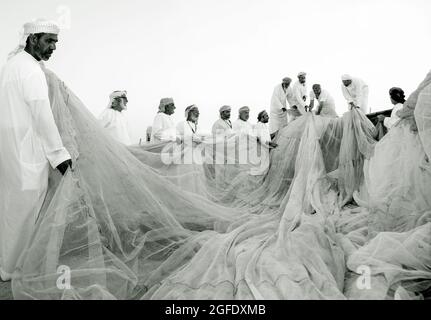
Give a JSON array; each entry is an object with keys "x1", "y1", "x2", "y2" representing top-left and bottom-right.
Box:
[
  {"x1": 259, "y1": 111, "x2": 269, "y2": 123},
  {"x1": 111, "y1": 97, "x2": 128, "y2": 112},
  {"x1": 24, "y1": 33, "x2": 58, "y2": 61},
  {"x1": 298, "y1": 75, "x2": 306, "y2": 84},
  {"x1": 220, "y1": 110, "x2": 231, "y2": 120},
  {"x1": 282, "y1": 81, "x2": 291, "y2": 90},
  {"x1": 312, "y1": 85, "x2": 321, "y2": 98},
  {"x1": 187, "y1": 108, "x2": 200, "y2": 123},
  {"x1": 164, "y1": 103, "x2": 176, "y2": 115},
  {"x1": 342, "y1": 80, "x2": 352, "y2": 87}
]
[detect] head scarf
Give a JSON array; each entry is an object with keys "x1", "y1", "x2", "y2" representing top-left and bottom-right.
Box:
[
  {"x1": 8, "y1": 19, "x2": 61, "y2": 60},
  {"x1": 297, "y1": 72, "x2": 306, "y2": 77},
  {"x1": 238, "y1": 106, "x2": 250, "y2": 114},
  {"x1": 185, "y1": 104, "x2": 198, "y2": 118},
  {"x1": 159, "y1": 98, "x2": 174, "y2": 113},
  {"x1": 257, "y1": 110, "x2": 267, "y2": 122},
  {"x1": 341, "y1": 74, "x2": 353, "y2": 81},
  {"x1": 219, "y1": 105, "x2": 231, "y2": 113},
  {"x1": 282, "y1": 77, "x2": 292, "y2": 84},
  {"x1": 108, "y1": 91, "x2": 128, "y2": 109}
]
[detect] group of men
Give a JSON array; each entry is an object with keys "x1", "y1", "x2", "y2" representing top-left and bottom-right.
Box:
[
  {"x1": 269, "y1": 72, "x2": 370, "y2": 134},
  {"x1": 146, "y1": 99, "x2": 278, "y2": 150},
  {"x1": 98, "y1": 72, "x2": 371, "y2": 147},
  {"x1": 0, "y1": 18, "x2": 390, "y2": 283}
]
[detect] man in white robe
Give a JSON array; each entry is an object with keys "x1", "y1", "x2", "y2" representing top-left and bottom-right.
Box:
[
  {"x1": 233, "y1": 106, "x2": 253, "y2": 135},
  {"x1": 150, "y1": 98, "x2": 177, "y2": 143},
  {"x1": 309, "y1": 84, "x2": 338, "y2": 118},
  {"x1": 269, "y1": 77, "x2": 293, "y2": 134},
  {"x1": 341, "y1": 74, "x2": 369, "y2": 113},
  {"x1": 211, "y1": 105, "x2": 235, "y2": 188},
  {"x1": 176, "y1": 104, "x2": 200, "y2": 141},
  {"x1": 251, "y1": 110, "x2": 278, "y2": 176},
  {"x1": 98, "y1": 91, "x2": 131, "y2": 145},
  {"x1": 211, "y1": 105, "x2": 234, "y2": 137},
  {"x1": 0, "y1": 20, "x2": 72, "y2": 281},
  {"x1": 289, "y1": 72, "x2": 309, "y2": 120},
  {"x1": 253, "y1": 111, "x2": 278, "y2": 148}
]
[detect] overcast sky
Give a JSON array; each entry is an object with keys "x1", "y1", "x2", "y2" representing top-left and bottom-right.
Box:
[{"x1": 1, "y1": 0, "x2": 430, "y2": 142}]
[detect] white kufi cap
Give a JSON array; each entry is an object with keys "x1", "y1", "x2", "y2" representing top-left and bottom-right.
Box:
[{"x1": 8, "y1": 19, "x2": 60, "y2": 60}]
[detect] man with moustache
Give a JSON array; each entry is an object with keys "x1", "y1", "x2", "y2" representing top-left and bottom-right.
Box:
[{"x1": 0, "y1": 19, "x2": 72, "y2": 281}]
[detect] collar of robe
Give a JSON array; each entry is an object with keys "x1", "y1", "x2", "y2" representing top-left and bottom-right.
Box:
[{"x1": 187, "y1": 121, "x2": 197, "y2": 133}]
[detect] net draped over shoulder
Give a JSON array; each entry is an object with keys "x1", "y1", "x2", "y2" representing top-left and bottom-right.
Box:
[{"x1": 9, "y1": 68, "x2": 431, "y2": 300}]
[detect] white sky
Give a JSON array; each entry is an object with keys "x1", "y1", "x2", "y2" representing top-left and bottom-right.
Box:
[{"x1": 1, "y1": 0, "x2": 430, "y2": 142}]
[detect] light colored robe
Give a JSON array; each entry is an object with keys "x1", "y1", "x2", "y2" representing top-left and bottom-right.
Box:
[
  {"x1": 211, "y1": 119, "x2": 233, "y2": 137},
  {"x1": 291, "y1": 81, "x2": 308, "y2": 115},
  {"x1": 342, "y1": 77, "x2": 369, "y2": 113},
  {"x1": 384, "y1": 103, "x2": 403, "y2": 130},
  {"x1": 176, "y1": 120, "x2": 198, "y2": 138},
  {"x1": 151, "y1": 112, "x2": 176, "y2": 143},
  {"x1": 270, "y1": 84, "x2": 293, "y2": 134},
  {"x1": 310, "y1": 89, "x2": 338, "y2": 118},
  {"x1": 99, "y1": 108, "x2": 131, "y2": 145},
  {"x1": 250, "y1": 121, "x2": 271, "y2": 176},
  {"x1": 253, "y1": 122, "x2": 271, "y2": 145},
  {"x1": 233, "y1": 119, "x2": 253, "y2": 136},
  {"x1": 0, "y1": 51, "x2": 71, "y2": 280}
]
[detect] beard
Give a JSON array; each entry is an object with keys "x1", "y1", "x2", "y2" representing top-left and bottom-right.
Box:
[{"x1": 35, "y1": 43, "x2": 53, "y2": 61}]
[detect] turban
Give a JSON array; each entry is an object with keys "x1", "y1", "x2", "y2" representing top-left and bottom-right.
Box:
[
  {"x1": 109, "y1": 90, "x2": 127, "y2": 105},
  {"x1": 185, "y1": 104, "x2": 198, "y2": 118},
  {"x1": 257, "y1": 110, "x2": 267, "y2": 121},
  {"x1": 239, "y1": 106, "x2": 250, "y2": 113},
  {"x1": 107, "y1": 90, "x2": 128, "y2": 109},
  {"x1": 219, "y1": 105, "x2": 231, "y2": 113},
  {"x1": 8, "y1": 19, "x2": 61, "y2": 60},
  {"x1": 297, "y1": 72, "x2": 306, "y2": 77},
  {"x1": 159, "y1": 97, "x2": 174, "y2": 112},
  {"x1": 282, "y1": 77, "x2": 292, "y2": 84},
  {"x1": 341, "y1": 74, "x2": 353, "y2": 81}
]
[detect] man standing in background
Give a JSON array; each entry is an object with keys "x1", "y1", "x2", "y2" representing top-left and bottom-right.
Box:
[
  {"x1": 341, "y1": 74, "x2": 369, "y2": 113},
  {"x1": 309, "y1": 84, "x2": 338, "y2": 118},
  {"x1": 289, "y1": 72, "x2": 309, "y2": 120},
  {"x1": 233, "y1": 106, "x2": 253, "y2": 135},
  {"x1": 269, "y1": 77, "x2": 293, "y2": 135},
  {"x1": 151, "y1": 98, "x2": 177, "y2": 143},
  {"x1": 99, "y1": 90, "x2": 132, "y2": 145},
  {"x1": 212, "y1": 105, "x2": 234, "y2": 137}
]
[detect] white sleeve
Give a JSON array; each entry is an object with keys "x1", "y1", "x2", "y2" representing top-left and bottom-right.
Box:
[
  {"x1": 342, "y1": 85, "x2": 353, "y2": 103},
  {"x1": 357, "y1": 81, "x2": 367, "y2": 100},
  {"x1": 271, "y1": 86, "x2": 286, "y2": 111},
  {"x1": 24, "y1": 71, "x2": 71, "y2": 168},
  {"x1": 151, "y1": 115, "x2": 165, "y2": 140},
  {"x1": 293, "y1": 85, "x2": 307, "y2": 113},
  {"x1": 211, "y1": 122, "x2": 218, "y2": 136}
]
